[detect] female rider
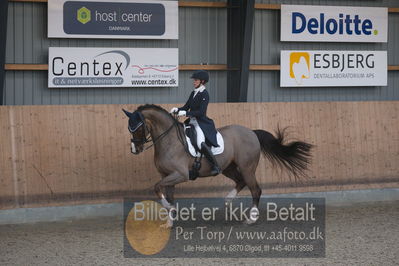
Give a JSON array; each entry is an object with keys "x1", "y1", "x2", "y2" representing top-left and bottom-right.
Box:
[{"x1": 170, "y1": 70, "x2": 221, "y2": 176}]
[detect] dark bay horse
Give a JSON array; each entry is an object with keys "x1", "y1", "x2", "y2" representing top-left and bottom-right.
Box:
[{"x1": 123, "y1": 104, "x2": 312, "y2": 224}]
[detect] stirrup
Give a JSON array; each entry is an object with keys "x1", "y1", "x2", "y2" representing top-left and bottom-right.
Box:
[
  {"x1": 189, "y1": 159, "x2": 201, "y2": 181},
  {"x1": 209, "y1": 166, "x2": 221, "y2": 176}
]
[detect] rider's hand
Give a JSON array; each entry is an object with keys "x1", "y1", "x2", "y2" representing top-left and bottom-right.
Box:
[
  {"x1": 177, "y1": 110, "x2": 186, "y2": 117},
  {"x1": 170, "y1": 107, "x2": 178, "y2": 114}
]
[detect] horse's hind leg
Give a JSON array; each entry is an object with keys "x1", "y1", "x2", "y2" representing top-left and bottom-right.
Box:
[
  {"x1": 222, "y1": 163, "x2": 246, "y2": 203},
  {"x1": 241, "y1": 168, "x2": 262, "y2": 224}
]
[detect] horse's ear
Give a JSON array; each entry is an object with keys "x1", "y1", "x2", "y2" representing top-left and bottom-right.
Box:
[{"x1": 122, "y1": 109, "x2": 132, "y2": 118}]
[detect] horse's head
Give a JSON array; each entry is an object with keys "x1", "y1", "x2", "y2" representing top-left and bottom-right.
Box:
[{"x1": 122, "y1": 109, "x2": 149, "y2": 154}]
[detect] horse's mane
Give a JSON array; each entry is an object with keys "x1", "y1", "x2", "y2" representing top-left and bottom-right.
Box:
[
  {"x1": 137, "y1": 104, "x2": 169, "y2": 114},
  {"x1": 136, "y1": 104, "x2": 180, "y2": 124}
]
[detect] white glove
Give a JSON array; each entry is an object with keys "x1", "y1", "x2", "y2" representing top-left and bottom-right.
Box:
[
  {"x1": 177, "y1": 110, "x2": 186, "y2": 117},
  {"x1": 170, "y1": 107, "x2": 178, "y2": 114}
]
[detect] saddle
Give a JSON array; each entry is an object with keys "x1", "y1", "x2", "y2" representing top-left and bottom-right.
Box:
[
  {"x1": 183, "y1": 121, "x2": 224, "y2": 158},
  {"x1": 184, "y1": 123, "x2": 200, "y2": 152}
]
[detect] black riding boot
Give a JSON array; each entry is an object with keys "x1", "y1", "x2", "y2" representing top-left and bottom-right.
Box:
[{"x1": 201, "y1": 142, "x2": 221, "y2": 176}]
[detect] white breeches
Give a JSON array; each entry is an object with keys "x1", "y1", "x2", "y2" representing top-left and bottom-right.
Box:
[{"x1": 189, "y1": 118, "x2": 205, "y2": 149}]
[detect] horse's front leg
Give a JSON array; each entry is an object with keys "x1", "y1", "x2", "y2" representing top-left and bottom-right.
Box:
[
  {"x1": 155, "y1": 171, "x2": 188, "y2": 208},
  {"x1": 164, "y1": 185, "x2": 175, "y2": 206},
  {"x1": 155, "y1": 172, "x2": 188, "y2": 228}
]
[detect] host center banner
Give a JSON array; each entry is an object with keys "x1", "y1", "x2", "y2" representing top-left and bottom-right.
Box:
[
  {"x1": 48, "y1": 47, "x2": 178, "y2": 88},
  {"x1": 48, "y1": 0, "x2": 178, "y2": 39},
  {"x1": 281, "y1": 5, "x2": 387, "y2": 43},
  {"x1": 280, "y1": 51, "x2": 387, "y2": 87}
]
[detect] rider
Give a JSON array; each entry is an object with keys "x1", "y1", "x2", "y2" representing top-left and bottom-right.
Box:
[{"x1": 170, "y1": 70, "x2": 221, "y2": 176}]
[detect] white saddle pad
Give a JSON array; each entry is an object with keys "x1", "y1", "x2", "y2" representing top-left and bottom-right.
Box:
[{"x1": 184, "y1": 126, "x2": 224, "y2": 158}]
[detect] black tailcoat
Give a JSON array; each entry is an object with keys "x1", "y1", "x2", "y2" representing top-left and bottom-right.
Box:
[{"x1": 178, "y1": 89, "x2": 219, "y2": 147}]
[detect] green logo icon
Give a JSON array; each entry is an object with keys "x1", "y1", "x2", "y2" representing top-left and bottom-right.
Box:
[
  {"x1": 373, "y1": 29, "x2": 379, "y2": 35},
  {"x1": 77, "y1": 7, "x2": 91, "y2": 24}
]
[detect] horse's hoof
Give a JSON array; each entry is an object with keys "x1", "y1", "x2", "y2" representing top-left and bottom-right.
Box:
[
  {"x1": 160, "y1": 218, "x2": 174, "y2": 228},
  {"x1": 244, "y1": 207, "x2": 259, "y2": 225},
  {"x1": 244, "y1": 218, "x2": 257, "y2": 225},
  {"x1": 161, "y1": 197, "x2": 172, "y2": 209},
  {"x1": 160, "y1": 222, "x2": 173, "y2": 229},
  {"x1": 224, "y1": 199, "x2": 233, "y2": 205}
]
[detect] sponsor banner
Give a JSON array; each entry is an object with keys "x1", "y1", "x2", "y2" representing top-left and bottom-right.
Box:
[
  {"x1": 280, "y1": 50, "x2": 387, "y2": 87},
  {"x1": 48, "y1": 0, "x2": 178, "y2": 39},
  {"x1": 48, "y1": 47, "x2": 178, "y2": 88},
  {"x1": 281, "y1": 5, "x2": 387, "y2": 43},
  {"x1": 123, "y1": 197, "x2": 325, "y2": 258}
]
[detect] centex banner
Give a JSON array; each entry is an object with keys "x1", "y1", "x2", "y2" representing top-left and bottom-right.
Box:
[{"x1": 48, "y1": 47, "x2": 178, "y2": 88}]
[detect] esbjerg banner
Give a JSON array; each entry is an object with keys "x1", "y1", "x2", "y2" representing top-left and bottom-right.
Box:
[
  {"x1": 48, "y1": 0, "x2": 178, "y2": 39},
  {"x1": 280, "y1": 50, "x2": 387, "y2": 87},
  {"x1": 48, "y1": 47, "x2": 178, "y2": 88},
  {"x1": 281, "y1": 5, "x2": 387, "y2": 43}
]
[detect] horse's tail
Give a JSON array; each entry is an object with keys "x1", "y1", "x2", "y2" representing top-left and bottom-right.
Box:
[{"x1": 253, "y1": 128, "x2": 313, "y2": 181}]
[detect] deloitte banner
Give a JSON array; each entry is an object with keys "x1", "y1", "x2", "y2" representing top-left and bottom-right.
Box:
[
  {"x1": 48, "y1": 0, "x2": 178, "y2": 39},
  {"x1": 280, "y1": 50, "x2": 387, "y2": 87},
  {"x1": 48, "y1": 47, "x2": 178, "y2": 88},
  {"x1": 281, "y1": 5, "x2": 387, "y2": 43}
]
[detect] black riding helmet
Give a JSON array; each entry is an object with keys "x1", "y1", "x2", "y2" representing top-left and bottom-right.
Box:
[{"x1": 190, "y1": 70, "x2": 209, "y2": 83}]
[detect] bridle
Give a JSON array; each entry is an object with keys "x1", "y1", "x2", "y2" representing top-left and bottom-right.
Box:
[
  {"x1": 128, "y1": 111, "x2": 184, "y2": 153},
  {"x1": 128, "y1": 112, "x2": 152, "y2": 147}
]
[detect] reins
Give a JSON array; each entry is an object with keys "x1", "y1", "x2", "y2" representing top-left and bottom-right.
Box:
[
  {"x1": 143, "y1": 120, "x2": 175, "y2": 151},
  {"x1": 135, "y1": 113, "x2": 188, "y2": 152},
  {"x1": 173, "y1": 114, "x2": 190, "y2": 154}
]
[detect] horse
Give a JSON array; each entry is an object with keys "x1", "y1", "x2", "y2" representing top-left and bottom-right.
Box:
[{"x1": 122, "y1": 104, "x2": 313, "y2": 224}]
